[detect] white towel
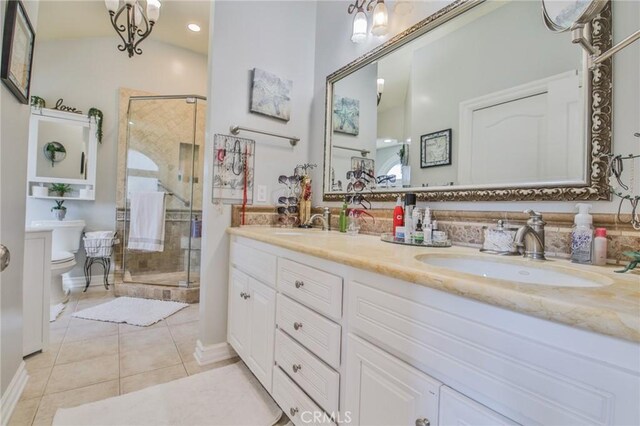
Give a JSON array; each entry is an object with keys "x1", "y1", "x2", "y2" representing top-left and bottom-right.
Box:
[
  {"x1": 127, "y1": 192, "x2": 166, "y2": 252},
  {"x1": 85, "y1": 231, "x2": 115, "y2": 239}
]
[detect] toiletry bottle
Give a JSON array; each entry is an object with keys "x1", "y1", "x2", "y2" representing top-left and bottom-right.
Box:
[
  {"x1": 404, "y1": 193, "x2": 416, "y2": 241},
  {"x1": 191, "y1": 216, "x2": 202, "y2": 239},
  {"x1": 593, "y1": 227, "x2": 607, "y2": 266},
  {"x1": 571, "y1": 203, "x2": 594, "y2": 264},
  {"x1": 414, "y1": 220, "x2": 424, "y2": 244},
  {"x1": 339, "y1": 201, "x2": 348, "y2": 233},
  {"x1": 393, "y1": 196, "x2": 404, "y2": 237}
]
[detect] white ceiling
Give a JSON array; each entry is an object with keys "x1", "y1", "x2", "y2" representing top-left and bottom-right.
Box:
[{"x1": 36, "y1": 0, "x2": 210, "y2": 55}]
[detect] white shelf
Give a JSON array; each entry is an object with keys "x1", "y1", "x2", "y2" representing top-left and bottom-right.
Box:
[{"x1": 28, "y1": 195, "x2": 94, "y2": 201}]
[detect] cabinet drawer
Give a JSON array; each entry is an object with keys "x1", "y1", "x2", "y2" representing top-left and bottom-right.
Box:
[
  {"x1": 230, "y1": 241, "x2": 277, "y2": 288},
  {"x1": 275, "y1": 329, "x2": 340, "y2": 414},
  {"x1": 278, "y1": 258, "x2": 342, "y2": 320},
  {"x1": 277, "y1": 294, "x2": 341, "y2": 369},
  {"x1": 439, "y1": 386, "x2": 518, "y2": 426},
  {"x1": 272, "y1": 366, "x2": 336, "y2": 426}
]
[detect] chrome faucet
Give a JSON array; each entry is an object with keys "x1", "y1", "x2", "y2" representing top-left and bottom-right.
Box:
[
  {"x1": 514, "y1": 210, "x2": 546, "y2": 260},
  {"x1": 304, "y1": 207, "x2": 331, "y2": 231}
]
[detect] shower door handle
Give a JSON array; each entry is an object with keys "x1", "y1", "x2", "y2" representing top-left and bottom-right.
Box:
[{"x1": 0, "y1": 244, "x2": 10, "y2": 272}]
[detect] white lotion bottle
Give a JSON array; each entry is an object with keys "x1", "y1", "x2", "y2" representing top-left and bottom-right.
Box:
[
  {"x1": 571, "y1": 203, "x2": 594, "y2": 264},
  {"x1": 593, "y1": 228, "x2": 608, "y2": 266}
]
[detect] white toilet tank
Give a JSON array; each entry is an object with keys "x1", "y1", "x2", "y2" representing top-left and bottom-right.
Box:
[{"x1": 31, "y1": 220, "x2": 86, "y2": 253}]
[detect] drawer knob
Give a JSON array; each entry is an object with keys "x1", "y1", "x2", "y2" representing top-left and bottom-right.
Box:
[
  {"x1": 293, "y1": 322, "x2": 303, "y2": 330},
  {"x1": 415, "y1": 418, "x2": 430, "y2": 426},
  {"x1": 239, "y1": 292, "x2": 246, "y2": 299},
  {"x1": 243, "y1": 293, "x2": 251, "y2": 299},
  {"x1": 295, "y1": 280, "x2": 304, "y2": 289},
  {"x1": 292, "y1": 364, "x2": 302, "y2": 373},
  {"x1": 290, "y1": 407, "x2": 299, "y2": 417}
]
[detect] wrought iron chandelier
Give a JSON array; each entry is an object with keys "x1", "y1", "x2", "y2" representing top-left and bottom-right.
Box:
[{"x1": 104, "y1": 0, "x2": 161, "y2": 58}]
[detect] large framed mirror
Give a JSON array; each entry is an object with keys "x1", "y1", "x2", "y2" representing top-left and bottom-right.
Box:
[{"x1": 323, "y1": 0, "x2": 612, "y2": 202}]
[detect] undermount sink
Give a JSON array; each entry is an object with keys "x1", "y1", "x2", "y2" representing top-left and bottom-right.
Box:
[{"x1": 415, "y1": 255, "x2": 613, "y2": 288}]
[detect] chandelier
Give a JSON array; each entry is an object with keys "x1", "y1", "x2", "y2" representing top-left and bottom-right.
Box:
[
  {"x1": 348, "y1": 0, "x2": 388, "y2": 43},
  {"x1": 104, "y1": 0, "x2": 161, "y2": 57}
]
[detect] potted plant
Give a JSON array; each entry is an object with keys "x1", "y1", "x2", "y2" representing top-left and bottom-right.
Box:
[
  {"x1": 50, "y1": 183, "x2": 72, "y2": 197},
  {"x1": 398, "y1": 144, "x2": 411, "y2": 187},
  {"x1": 51, "y1": 200, "x2": 67, "y2": 221}
]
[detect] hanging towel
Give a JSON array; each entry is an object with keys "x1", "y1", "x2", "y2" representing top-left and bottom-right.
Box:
[{"x1": 127, "y1": 192, "x2": 166, "y2": 252}]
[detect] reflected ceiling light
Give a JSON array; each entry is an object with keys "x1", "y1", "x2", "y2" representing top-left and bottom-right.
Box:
[
  {"x1": 376, "y1": 78, "x2": 385, "y2": 105},
  {"x1": 187, "y1": 23, "x2": 201, "y2": 32},
  {"x1": 348, "y1": 0, "x2": 389, "y2": 44},
  {"x1": 104, "y1": 0, "x2": 161, "y2": 58}
]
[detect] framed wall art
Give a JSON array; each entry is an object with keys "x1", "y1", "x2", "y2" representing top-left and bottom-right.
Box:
[
  {"x1": 333, "y1": 95, "x2": 359, "y2": 135},
  {"x1": 212, "y1": 134, "x2": 255, "y2": 204},
  {"x1": 249, "y1": 68, "x2": 292, "y2": 121},
  {"x1": 420, "y1": 129, "x2": 452, "y2": 168},
  {"x1": 1, "y1": 0, "x2": 35, "y2": 104},
  {"x1": 351, "y1": 156, "x2": 374, "y2": 177}
]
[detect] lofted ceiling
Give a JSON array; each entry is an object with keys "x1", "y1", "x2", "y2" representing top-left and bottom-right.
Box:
[{"x1": 35, "y1": 0, "x2": 210, "y2": 55}]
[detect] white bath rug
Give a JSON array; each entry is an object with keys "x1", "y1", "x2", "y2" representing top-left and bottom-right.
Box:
[
  {"x1": 52, "y1": 362, "x2": 282, "y2": 426},
  {"x1": 72, "y1": 297, "x2": 188, "y2": 326},
  {"x1": 50, "y1": 303, "x2": 65, "y2": 322}
]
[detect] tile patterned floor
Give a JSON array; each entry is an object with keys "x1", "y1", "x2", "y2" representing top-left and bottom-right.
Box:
[{"x1": 9, "y1": 287, "x2": 237, "y2": 426}]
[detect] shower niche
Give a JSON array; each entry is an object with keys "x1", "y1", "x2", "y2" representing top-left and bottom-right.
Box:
[{"x1": 114, "y1": 94, "x2": 207, "y2": 303}]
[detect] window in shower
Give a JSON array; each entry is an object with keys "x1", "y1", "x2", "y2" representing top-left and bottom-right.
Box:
[{"x1": 122, "y1": 95, "x2": 207, "y2": 288}]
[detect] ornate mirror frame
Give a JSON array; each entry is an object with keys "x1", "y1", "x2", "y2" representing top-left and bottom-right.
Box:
[{"x1": 323, "y1": 0, "x2": 612, "y2": 202}]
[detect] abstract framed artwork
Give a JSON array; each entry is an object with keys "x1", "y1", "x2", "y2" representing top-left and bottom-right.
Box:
[
  {"x1": 1, "y1": 0, "x2": 35, "y2": 104},
  {"x1": 420, "y1": 129, "x2": 452, "y2": 168},
  {"x1": 249, "y1": 68, "x2": 292, "y2": 121},
  {"x1": 333, "y1": 95, "x2": 359, "y2": 135}
]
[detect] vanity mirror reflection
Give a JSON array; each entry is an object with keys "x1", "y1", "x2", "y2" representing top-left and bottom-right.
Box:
[
  {"x1": 324, "y1": 0, "x2": 612, "y2": 202},
  {"x1": 27, "y1": 107, "x2": 98, "y2": 200}
]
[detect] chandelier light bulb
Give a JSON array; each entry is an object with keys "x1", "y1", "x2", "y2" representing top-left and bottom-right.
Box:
[
  {"x1": 147, "y1": 0, "x2": 161, "y2": 23},
  {"x1": 351, "y1": 9, "x2": 368, "y2": 44},
  {"x1": 371, "y1": 0, "x2": 389, "y2": 36},
  {"x1": 104, "y1": 0, "x2": 119, "y2": 13}
]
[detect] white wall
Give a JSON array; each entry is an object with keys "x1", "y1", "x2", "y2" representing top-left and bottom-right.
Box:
[
  {"x1": 0, "y1": 0, "x2": 39, "y2": 401},
  {"x1": 199, "y1": 0, "x2": 317, "y2": 348},
  {"x1": 311, "y1": 0, "x2": 640, "y2": 214},
  {"x1": 28, "y1": 37, "x2": 208, "y2": 277}
]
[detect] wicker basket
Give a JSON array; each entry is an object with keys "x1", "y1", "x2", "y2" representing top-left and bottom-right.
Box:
[{"x1": 83, "y1": 234, "x2": 119, "y2": 258}]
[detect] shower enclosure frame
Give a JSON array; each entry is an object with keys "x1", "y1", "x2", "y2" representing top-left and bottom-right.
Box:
[{"x1": 121, "y1": 94, "x2": 207, "y2": 288}]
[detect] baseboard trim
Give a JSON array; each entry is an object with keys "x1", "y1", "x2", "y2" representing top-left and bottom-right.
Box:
[
  {"x1": 63, "y1": 274, "x2": 114, "y2": 290},
  {"x1": 194, "y1": 340, "x2": 237, "y2": 366},
  {"x1": 0, "y1": 361, "x2": 28, "y2": 426}
]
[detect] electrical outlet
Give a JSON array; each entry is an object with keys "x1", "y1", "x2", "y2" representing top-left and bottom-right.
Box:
[{"x1": 256, "y1": 185, "x2": 267, "y2": 203}]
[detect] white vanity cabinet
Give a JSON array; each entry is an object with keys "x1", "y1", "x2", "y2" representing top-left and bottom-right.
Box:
[{"x1": 227, "y1": 234, "x2": 640, "y2": 426}]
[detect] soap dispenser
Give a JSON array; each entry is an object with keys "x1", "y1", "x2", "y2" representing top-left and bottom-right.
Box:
[{"x1": 571, "y1": 203, "x2": 594, "y2": 264}]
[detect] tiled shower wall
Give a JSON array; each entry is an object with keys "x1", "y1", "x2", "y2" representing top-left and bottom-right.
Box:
[{"x1": 231, "y1": 206, "x2": 639, "y2": 264}]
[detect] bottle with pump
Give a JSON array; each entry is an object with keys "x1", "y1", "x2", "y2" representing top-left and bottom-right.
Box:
[
  {"x1": 393, "y1": 197, "x2": 404, "y2": 237},
  {"x1": 339, "y1": 201, "x2": 348, "y2": 233},
  {"x1": 571, "y1": 203, "x2": 594, "y2": 264}
]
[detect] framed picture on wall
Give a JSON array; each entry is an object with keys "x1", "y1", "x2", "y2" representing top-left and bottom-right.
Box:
[
  {"x1": 1, "y1": 0, "x2": 35, "y2": 104},
  {"x1": 249, "y1": 68, "x2": 292, "y2": 121},
  {"x1": 420, "y1": 129, "x2": 452, "y2": 168},
  {"x1": 333, "y1": 95, "x2": 359, "y2": 135},
  {"x1": 350, "y1": 156, "x2": 374, "y2": 177}
]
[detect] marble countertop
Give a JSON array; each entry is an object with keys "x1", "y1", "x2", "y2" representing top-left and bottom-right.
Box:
[{"x1": 228, "y1": 226, "x2": 640, "y2": 343}]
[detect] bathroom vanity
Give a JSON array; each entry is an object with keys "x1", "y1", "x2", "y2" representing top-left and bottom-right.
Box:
[{"x1": 227, "y1": 227, "x2": 639, "y2": 426}]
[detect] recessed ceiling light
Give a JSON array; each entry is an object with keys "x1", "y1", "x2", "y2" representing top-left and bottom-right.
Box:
[{"x1": 187, "y1": 23, "x2": 201, "y2": 32}]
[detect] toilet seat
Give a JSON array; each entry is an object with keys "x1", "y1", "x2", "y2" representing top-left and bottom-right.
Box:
[{"x1": 52, "y1": 251, "x2": 75, "y2": 264}]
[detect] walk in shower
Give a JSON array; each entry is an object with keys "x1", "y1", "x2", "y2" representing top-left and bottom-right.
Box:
[{"x1": 117, "y1": 95, "x2": 206, "y2": 294}]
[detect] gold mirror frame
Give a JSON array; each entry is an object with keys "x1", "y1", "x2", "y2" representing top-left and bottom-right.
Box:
[{"x1": 323, "y1": 0, "x2": 612, "y2": 202}]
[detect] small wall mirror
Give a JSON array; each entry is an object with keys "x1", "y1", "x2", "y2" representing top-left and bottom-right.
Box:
[
  {"x1": 27, "y1": 108, "x2": 98, "y2": 200},
  {"x1": 323, "y1": 0, "x2": 612, "y2": 202}
]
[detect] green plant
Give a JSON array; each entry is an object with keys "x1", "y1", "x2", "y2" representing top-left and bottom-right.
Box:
[
  {"x1": 30, "y1": 95, "x2": 46, "y2": 108},
  {"x1": 88, "y1": 108, "x2": 104, "y2": 144},
  {"x1": 51, "y1": 200, "x2": 66, "y2": 211},
  {"x1": 50, "y1": 183, "x2": 72, "y2": 197},
  {"x1": 44, "y1": 142, "x2": 66, "y2": 166},
  {"x1": 398, "y1": 144, "x2": 409, "y2": 166}
]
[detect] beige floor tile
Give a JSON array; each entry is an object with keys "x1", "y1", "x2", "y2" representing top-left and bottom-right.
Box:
[
  {"x1": 119, "y1": 327, "x2": 173, "y2": 353},
  {"x1": 119, "y1": 344, "x2": 182, "y2": 377},
  {"x1": 56, "y1": 334, "x2": 118, "y2": 366},
  {"x1": 183, "y1": 357, "x2": 240, "y2": 376},
  {"x1": 24, "y1": 345, "x2": 60, "y2": 370},
  {"x1": 21, "y1": 366, "x2": 52, "y2": 401},
  {"x1": 174, "y1": 336, "x2": 197, "y2": 362},
  {"x1": 33, "y1": 380, "x2": 119, "y2": 426},
  {"x1": 8, "y1": 397, "x2": 40, "y2": 426},
  {"x1": 120, "y1": 364, "x2": 187, "y2": 394},
  {"x1": 48, "y1": 328, "x2": 66, "y2": 347},
  {"x1": 167, "y1": 320, "x2": 199, "y2": 342},
  {"x1": 166, "y1": 304, "x2": 199, "y2": 326},
  {"x1": 45, "y1": 354, "x2": 119, "y2": 394},
  {"x1": 63, "y1": 319, "x2": 118, "y2": 343},
  {"x1": 118, "y1": 320, "x2": 167, "y2": 335}
]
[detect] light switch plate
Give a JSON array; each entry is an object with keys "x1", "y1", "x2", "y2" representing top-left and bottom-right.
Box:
[{"x1": 256, "y1": 185, "x2": 267, "y2": 203}]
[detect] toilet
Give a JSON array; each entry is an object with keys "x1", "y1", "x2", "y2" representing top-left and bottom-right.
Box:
[{"x1": 31, "y1": 220, "x2": 86, "y2": 305}]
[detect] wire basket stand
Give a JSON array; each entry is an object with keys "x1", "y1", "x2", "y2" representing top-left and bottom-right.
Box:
[{"x1": 83, "y1": 233, "x2": 119, "y2": 291}]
